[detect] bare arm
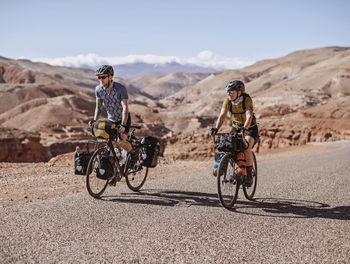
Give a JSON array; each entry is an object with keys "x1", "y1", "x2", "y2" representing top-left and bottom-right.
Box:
[
  {"x1": 94, "y1": 98, "x2": 103, "y2": 120},
  {"x1": 244, "y1": 108, "x2": 254, "y2": 130},
  {"x1": 215, "y1": 107, "x2": 229, "y2": 131},
  {"x1": 121, "y1": 99, "x2": 129, "y2": 126}
]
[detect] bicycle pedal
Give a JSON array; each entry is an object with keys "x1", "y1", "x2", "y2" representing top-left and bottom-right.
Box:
[
  {"x1": 109, "y1": 180, "x2": 116, "y2": 186},
  {"x1": 109, "y1": 176, "x2": 117, "y2": 186}
]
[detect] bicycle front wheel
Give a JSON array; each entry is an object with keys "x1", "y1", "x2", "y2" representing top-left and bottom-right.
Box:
[
  {"x1": 243, "y1": 152, "x2": 257, "y2": 200},
  {"x1": 86, "y1": 148, "x2": 109, "y2": 198},
  {"x1": 125, "y1": 166, "x2": 148, "y2": 192},
  {"x1": 217, "y1": 153, "x2": 239, "y2": 209}
]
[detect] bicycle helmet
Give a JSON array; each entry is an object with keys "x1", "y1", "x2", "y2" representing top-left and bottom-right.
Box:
[
  {"x1": 95, "y1": 65, "x2": 114, "y2": 76},
  {"x1": 225, "y1": 80, "x2": 245, "y2": 92}
]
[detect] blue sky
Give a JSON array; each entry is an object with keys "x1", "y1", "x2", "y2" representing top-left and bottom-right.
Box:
[{"x1": 1, "y1": 0, "x2": 349, "y2": 69}]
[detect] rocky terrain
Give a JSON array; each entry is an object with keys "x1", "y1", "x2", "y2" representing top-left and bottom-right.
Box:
[{"x1": 0, "y1": 46, "x2": 349, "y2": 162}]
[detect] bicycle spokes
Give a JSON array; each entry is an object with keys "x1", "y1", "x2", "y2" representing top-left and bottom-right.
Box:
[{"x1": 217, "y1": 154, "x2": 240, "y2": 209}]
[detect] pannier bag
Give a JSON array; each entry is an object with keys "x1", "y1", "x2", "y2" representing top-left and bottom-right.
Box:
[
  {"x1": 92, "y1": 121, "x2": 117, "y2": 139},
  {"x1": 235, "y1": 151, "x2": 246, "y2": 176},
  {"x1": 214, "y1": 134, "x2": 237, "y2": 152},
  {"x1": 96, "y1": 155, "x2": 115, "y2": 180},
  {"x1": 74, "y1": 150, "x2": 93, "y2": 175},
  {"x1": 140, "y1": 136, "x2": 160, "y2": 168}
]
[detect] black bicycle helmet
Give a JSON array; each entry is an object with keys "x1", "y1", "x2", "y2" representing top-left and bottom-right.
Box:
[
  {"x1": 95, "y1": 65, "x2": 114, "y2": 76},
  {"x1": 225, "y1": 80, "x2": 245, "y2": 92}
]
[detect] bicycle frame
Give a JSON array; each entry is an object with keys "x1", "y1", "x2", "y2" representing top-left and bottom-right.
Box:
[
  {"x1": 86, "y1": 124, "x2": 147, "y2": 198},
  {"x1": 213, "y1": 129, "x2": 258, "y2": 209}
]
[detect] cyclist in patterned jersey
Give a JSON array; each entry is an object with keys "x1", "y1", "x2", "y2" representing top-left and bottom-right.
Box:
[
  {"x1": 90, "y1": 65, "x2": 133, "y2": 153},
  {"x1": 210, "y1": 80, "x2": 259, "y2": 186}
]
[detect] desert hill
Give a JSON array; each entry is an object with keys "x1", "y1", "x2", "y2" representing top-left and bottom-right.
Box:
[
  {"x1": 0, "y1": 57, "x2": 211, "y2": 161},
  {"x1": 1, "y1": 46, "x2": 349, "y2": 162},
  {"x1": 162, "y1": 47, "x2": 350, "y2": 118},
  {"x1": 0, "y1": 57, "x2": 160, "y2": 131},
  {"x1": 128, "y1": 72, "x2": 211, "y2": 99},
  {"x1": 109, "y1": 61, "x2": 216, "y2": 78},
  {"x1": 158, "y1": 47, "x2": 350, "y2": 159}
]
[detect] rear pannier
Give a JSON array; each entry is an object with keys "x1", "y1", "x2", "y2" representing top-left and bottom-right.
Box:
[
  {"x1": 74, "y1": 150, "x2": 93, "y2": 175},
  {"x1": 140, "y1": 136, "x2": 160, "y2": 168}
]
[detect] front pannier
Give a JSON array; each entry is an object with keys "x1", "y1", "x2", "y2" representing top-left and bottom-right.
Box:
[
  {"x1": 74, "y1": 150, "x2": 93, "y2": 175},
  {"x1": 140, "y1": 136, "x2": 160, "y2": 168},
  {"x1": 96, "y1": 155, "x2": 115, "y2": 180}
]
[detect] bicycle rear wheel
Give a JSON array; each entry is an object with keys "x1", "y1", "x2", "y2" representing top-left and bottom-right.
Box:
[
  {"x1": 125, "y1": 152, "x2": 149, "y2": 191},
  {"x1": 86, "y1": 148, "x2": 109, "y2": 198},
  {"x1": 217, "y1": 153, "x2": 239, "y2": 209},
  {"x1": 243, "y1": 152, "x2": 257, "y2": 200}
]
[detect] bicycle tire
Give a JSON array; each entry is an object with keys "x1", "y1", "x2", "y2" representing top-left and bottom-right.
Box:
[
  {"x1": 125, "y1": 152, "x2": 149, "y2": 191},
  {"x1": 217, "y1": 153, "x2": 240, "y2": 209},
  {"x1": 86, "y1": 148, "x2": 109, "y2": 198},
  {"x1": 243, "y1": 152, "x2": 258, "y2": 200}
]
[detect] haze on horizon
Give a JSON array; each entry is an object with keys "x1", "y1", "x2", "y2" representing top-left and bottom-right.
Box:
[{"x1": 1, "y1": 0, "x2": 349, "y2": 70}]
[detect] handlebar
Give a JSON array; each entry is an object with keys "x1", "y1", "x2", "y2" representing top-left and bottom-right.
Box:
[
  {"x1": 87, "y1": 121, "x2": 143, "y2": 140},
  {"x1": 211, "y1": 129, "x2": 250, "y2": 150},
  {"x1": 130, "y1": 125, "x2": 142, "y2": 130}
]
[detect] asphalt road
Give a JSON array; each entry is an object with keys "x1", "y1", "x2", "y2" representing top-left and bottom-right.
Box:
[{"x1": 1, "y1": 141, "x2": 350, "y2": 263}]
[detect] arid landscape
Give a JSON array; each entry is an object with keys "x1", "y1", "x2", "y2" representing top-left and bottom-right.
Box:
[
  {"x1": 3, "y1": 1, "x2": 350, "y2": 261},
  {"x1": 0, "y1": 46, "x2": 349, "y2": 162}
]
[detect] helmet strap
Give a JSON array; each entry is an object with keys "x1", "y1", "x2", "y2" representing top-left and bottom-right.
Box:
[
  {"x1": 231, "y1": 91, "x2": 243, "y2": 103},
  {"x1": 231, "y1": 94, "x2": 239, "y2": 101},
  {"x1": 105, "y1": 76, "x2": 113, "y2": 89},
  {"x1": 231, "y1": 90, "x2": 240, "y2": 102}
]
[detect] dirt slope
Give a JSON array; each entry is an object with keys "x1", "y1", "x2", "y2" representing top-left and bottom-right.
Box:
[{"x1": 1, "y1": 47, "x2": 349, "y2": 161}]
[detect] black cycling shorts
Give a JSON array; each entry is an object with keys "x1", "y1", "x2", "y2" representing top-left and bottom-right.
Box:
[
  {"x1": 231, "y1": 125, "x2": 259, "y2": 143},
  {"x1": 111, "y1": 112, "x2": 131, "y2": 138}
]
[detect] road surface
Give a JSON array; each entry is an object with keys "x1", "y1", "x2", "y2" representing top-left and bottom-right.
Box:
[{"x1": 1, "y1": 141, "x2": 349, "y2": 263}]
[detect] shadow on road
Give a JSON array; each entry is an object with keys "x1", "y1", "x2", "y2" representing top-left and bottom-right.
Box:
[
  {"x1": 234, "y1": 197, "x2": 350, "y2": 220},
  {"x1": 101, "y1": 191, "x2": 349, "y2": 220},
  {"x1": 102, "y1": 189, "x2": 221, "y2": 208}
]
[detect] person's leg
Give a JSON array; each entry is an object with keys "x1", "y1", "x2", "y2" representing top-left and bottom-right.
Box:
[
  {"x1": 115, "y1": 113, "x2": 132, "y2": 153},
  {"x1": 244, "y1": 136, "x2": 255, "y2": 166},
  {"x1": 244, "y1": 136, "x2": 255, "y2": 185},
  {"x1": 119, "y1": 133, "x2": 132, "y2": 152},
  {"x1": 245, "y1": 125, "x2": 258, "y2": 166}
]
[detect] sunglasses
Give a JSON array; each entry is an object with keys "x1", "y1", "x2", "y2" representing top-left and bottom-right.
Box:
[
  {"x1": 97, "y1": 76, "x2": 108, "y2": 80},
  {"x1": 227, "y1": 90, "x2": 235, "y2": 95}
]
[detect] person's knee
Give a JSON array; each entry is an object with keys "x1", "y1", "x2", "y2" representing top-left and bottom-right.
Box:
[
  {"x1": 245, "y1": 136, "x2": 254, "y2": 149},
  {"x1": 120, "y1": 141, "x2": 132, "y2": 152}
]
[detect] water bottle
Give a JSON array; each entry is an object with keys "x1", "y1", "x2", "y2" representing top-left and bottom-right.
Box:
[
  {"x1": 121, "y1": 149, "x2": 128, "y2": 165},
  {"x1": 213, "y1": 153, "x2": 224, "y2": 176}
]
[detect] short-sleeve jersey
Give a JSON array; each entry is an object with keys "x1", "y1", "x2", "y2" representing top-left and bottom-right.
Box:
[
  {"x1": 222, "y1": 93, "x2": 255, "y2": 127},
  {"x1": 95, "y1": 82, "x2": 129, "y2": 122}
]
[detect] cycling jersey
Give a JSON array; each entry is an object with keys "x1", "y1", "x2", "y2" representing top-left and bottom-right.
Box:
[
  {"x1": 222, "y1": 93, "x2": 256, "y2": 128},
  {"x1": 95, "y1": 81, "x2": 128, "y2": 122}
]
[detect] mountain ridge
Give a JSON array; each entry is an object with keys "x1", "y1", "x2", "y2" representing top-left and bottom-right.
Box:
[{"x1": 1, "y1": 46, "x2": 349, "y2": 162}]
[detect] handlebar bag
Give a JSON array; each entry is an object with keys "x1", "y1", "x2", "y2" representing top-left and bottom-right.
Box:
[
  {"x1": 92, "y1": 121, "x2": 117, "y2": 139},
  {"x1": 214, "y1": 134, "x2": 237, "y2": 152}
]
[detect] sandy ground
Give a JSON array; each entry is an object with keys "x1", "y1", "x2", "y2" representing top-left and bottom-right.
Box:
[{"x1": 0, "y1": 143, "x2": 339, "y2": 208}]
